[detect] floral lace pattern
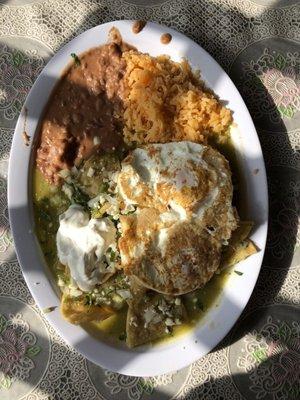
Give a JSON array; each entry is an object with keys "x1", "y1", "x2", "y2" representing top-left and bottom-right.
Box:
[
  {"x1": 259, "y1": 129, "x2": 300, "y2": 169},
  {"x1": 0, "y1": 1, "x2": 299, "y2": 70},
  {"x1": 263, "y1": 67, "x2": 300, "y2": 118},
  {"x1": 35, "y1": 342, "x2": 98, "y2": 400},
  {"x1": 87, "y1": 357, "x2": 187, "y2": 399},
  {"x1": 0, "y1": 187, "x2": 12, "y2": 255},
  {"x1": 0, "y1": 312, "x2": 41, "y2": 390},
  {"x1": 0, "y1": 261, "x2": 33, "y2": 305},
  {"x1": 0, "y1": 0, "x2": 299, "y2": 399},
  {"x1": 265, "y1": 168, "x2": 300, "y2": 267},
  {"x1": 0, "y1": 44, "x2": 45, "y2": 122},
  {"x1": 104, "y1": 371, "x2": 173, "y2": 399},
  {"x1": 234, "y1": 312, "x2": 300, "y2": 400},
  {"x1": 0, "y1": 128, "x2": 12, "y2": 163},
  {"x1": 176, "y1": 350, "x2": 242, "y2": 399},
  {"x1": 238, "y1": 48, "x2": 300, "y2": 124}
]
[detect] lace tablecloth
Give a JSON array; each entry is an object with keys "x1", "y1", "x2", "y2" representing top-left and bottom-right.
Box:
[{"x1": 0, "y1": 1, "x2": 299, "y2": 399}]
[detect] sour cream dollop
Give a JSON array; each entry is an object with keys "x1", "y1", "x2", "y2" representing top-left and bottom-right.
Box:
[{"x1": 56, "y1": 204, "x2": 116, "y2": 292}]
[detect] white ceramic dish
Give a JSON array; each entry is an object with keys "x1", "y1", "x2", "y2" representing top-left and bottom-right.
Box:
[{"x1": 8, "y1": 20, "x2": 268, "y2": 376}]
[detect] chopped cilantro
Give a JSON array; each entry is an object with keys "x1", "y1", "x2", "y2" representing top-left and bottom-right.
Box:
[
  {"x1": 99, "y1": 182, "x2": 109, "y2": 193},
  {"x1": 115, "y1": 274, "x2": 125, "y2": 283},
  {"x1": 57, "y1": 271, "x2": 70, "y2": 285},
  {"x1": 125, "y1": 206, "x2": 137, "y2": 215},
  {"x1": 43, "y1": 306, "x2": 57, "y2": 314},
  {"x1": 85, "y1": 293, "x2": 93, "y2": 306},
  {"x1": 143, "y1": 294, "x2": 150, "y2": 303},
  {"x1": 118, "y1": 332, "x2": 127, "y2": 341},
  {"x1": 44, "y1": 250, "x2": 54, "y2": 258},
  {"x1": 109, "y1": 249, "x2": 116, "y2": 262},
  {"x1": 105, "y1": 214, "x2": 119, "y2": 228},
  {"x1": 40, "y1": 208, "x2": 52, "y2": 222},
  {"x1": 71, "y1": 53, "x2": 81, "y2": 66},
  {"x1": 70, "y1": 183, "x2": 89, "y2": 208},
  {"x1": 91, "y1": 208, "x2": 104, "y2": 219},
  {"x1": 234, "y1": 270, "x2": 243, "y2": 276},
  {"x1": 126, "y1": 141, "x2": 138, "y2": 151},
  {"x1": 196, "y1": 299, "x2": 204, "y2": 311}
]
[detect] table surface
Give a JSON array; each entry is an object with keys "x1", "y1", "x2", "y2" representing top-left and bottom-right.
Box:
[{"x1": 0, "y1": 1, "x2": 299, "y2": 399}]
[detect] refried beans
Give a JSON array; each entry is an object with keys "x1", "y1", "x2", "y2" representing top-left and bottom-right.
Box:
[{"x1": 36, "y1": 31, "x2": 130, "y2": 184}]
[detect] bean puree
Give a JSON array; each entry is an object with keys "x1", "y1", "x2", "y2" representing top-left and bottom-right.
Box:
[
  {"x1": 36, "y1": 30, "x2": 131, "y2": 184},
  {"x1": 132, "y1": 20, "x2": 146, "y2": 34},
  {"x1": 160, "y1": 33, "x2": 172, "y2": 44}
]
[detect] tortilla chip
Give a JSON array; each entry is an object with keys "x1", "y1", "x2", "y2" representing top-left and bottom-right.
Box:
[
  {"x1": 220, "y1": 221, "x2": 259, "y2": 269},
  {"x1": 61, "y1": 294, "x2": 114, "y2": 324},
  {"x1": 126, "y1": 286, "x2": 187, "y2": 348}
]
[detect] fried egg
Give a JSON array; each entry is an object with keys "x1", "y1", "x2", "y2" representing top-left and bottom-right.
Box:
[{"x1": 117, "y1": 141, "x2": 238, "y2": 295}]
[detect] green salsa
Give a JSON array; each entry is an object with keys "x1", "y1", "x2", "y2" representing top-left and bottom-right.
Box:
[{"x1": 33, "y1": 162, "x2": 232, "y2": 345}]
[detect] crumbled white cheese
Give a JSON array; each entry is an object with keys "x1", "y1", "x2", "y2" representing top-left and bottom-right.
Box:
[
  {"x1": 88, "y1": 195, "x2": 100, "y2": 208},
  {"x1": 110, "y1": 172, "x2": 119, "y2": 183},
  {"x1": 57, "y1": 277, "x2": 65, "y2": 287},
  {"x1": 116, "y1": 289, "x2": 132, "y2": 300},
  {"x1": 71, "y1": 166, "x2": 78, "y2": 175},
  {"x1": 69, "y1": 287, "x2": 82, "y2": 298},
  {"x1": 143, "y1": 306, "x2": 157, "y2": 328},
  {"x1": 165, "y1": 318, "x2": 175, "y2": 326},
  {"x1": 152, "y1": 314, "x2": 163, "y2": 324},
  {"x1": 62, "y1": 183, "x2": 73, "y2": 200},
  {"x1": 122, "y1": 204, "x2": 136, "y2": 215},
  {"x1": 87, "y1": 167, "x2": 95, "y2": 177},
  {"x1": 93, "y1": 136, "x2": 101, "y2": 145},
  {"x1": 157, "y1": 299, "x2": 168, "y2": 314},
  {"x1": 175, "y1": 298, "x2": 181, "y2": 306},
  {"x1": 106, "y1": 198, "x2": 120, "y2": 216},
  {"x1": 58, "y1": 169, "x2": 70, "y2": 179},
  {"x1": 130, "y1": 317, "x2": 138, "y2": 327}
]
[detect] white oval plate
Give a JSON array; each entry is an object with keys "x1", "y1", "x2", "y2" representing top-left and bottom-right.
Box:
[{"x1": 8, "y1": 20, "x2": 268, "y2": 376}]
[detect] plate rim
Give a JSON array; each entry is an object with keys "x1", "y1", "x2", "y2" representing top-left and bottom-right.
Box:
[{"x1": 8, "y1": 19, "x2": 268, "y2": 376}]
